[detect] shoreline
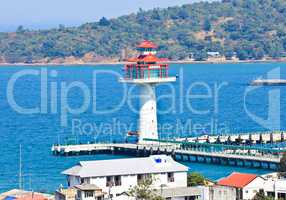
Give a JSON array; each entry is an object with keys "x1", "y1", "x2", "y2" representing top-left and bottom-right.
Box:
[{"x1": 0, "y1": 58, "x2": 286, "y2": 67}]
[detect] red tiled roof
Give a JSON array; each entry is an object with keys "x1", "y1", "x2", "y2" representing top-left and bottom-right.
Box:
[
  {"x1": 217, "y1": 172, "x2": 257, "y2": 188},
  {"x1": 137, "y1": 40, "x2": 158, "y2": 49}
]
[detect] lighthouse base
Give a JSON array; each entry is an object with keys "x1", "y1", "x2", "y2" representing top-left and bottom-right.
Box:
[{"x1": 138, "y1": 84, "x2": 158, "y2": 144}]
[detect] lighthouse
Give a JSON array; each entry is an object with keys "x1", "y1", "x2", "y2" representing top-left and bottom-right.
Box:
[{"x1": 120, "y1": 40, "x2": 176, "y2": 144}]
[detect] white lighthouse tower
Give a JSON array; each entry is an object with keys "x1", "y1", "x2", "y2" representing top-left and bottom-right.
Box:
[{"x1": 120, "y1": 40, "x2": 176, "y2": 144}]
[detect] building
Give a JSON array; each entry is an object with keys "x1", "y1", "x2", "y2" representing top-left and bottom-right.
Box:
[
  {"x1": 217, "y1": 172, "x2": 265, "y2": 200},
  {"x1": 120, "y1": 40, "x2": 176, "y2": 144},
  {"x1": 262, "y1": 172, "x2": 286, "y2": 199},
  {"x1": 62, "y1": 155, "x2": 188, "y2": 199},
  {"x1": 55, "y1": 187, "x2": 77, "y2": 200},
  {"x1": 119, "y1": 186, "x2": 208, "y2": 200},
  {"x1": 157, "y1": 186, "x2": 208, "y2": 200},
  {"x1": 74, "y1": 184, "x2": 105, "y2": 200},
  {"x1": 0, "y1": 190, "x2": 54, "y2": 200},
  {"x1": 209, "y1": 185, "x2": 237, "y2": 200},
  {"x1": 217, "y1": 172, "x2": 286, "y2": 200},
  {"x1": 207, "y1": 52, "x2": 220, "y2": 58}
]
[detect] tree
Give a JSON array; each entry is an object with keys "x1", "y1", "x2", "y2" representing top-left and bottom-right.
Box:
[
  {"x1": 187, "y1": 172, "x2": 206, "y2": 186},
  {"x1": 252, "y1": 47, "x2": 265, "y2": 60},
  {"x1": 252, "y1": 190, "x2": 273, "y2": 200},
  {"x1": 224, "y1": 49, "x2": 234, "y2": 60},
  {"x1": 1, "y1": 0, "x2": 286, "y2": 63},
  {"x1": 236, "y1": 49, "x2": 249, "y2": 60},
  {"x1": 99, "y1": 17, "x2": 110, "y2": 26},
  {"x1": 279, "y1": 154, "x2": 286, "y2": 176},
  {"x1": 193, "y1": 50, "x2": 208, "y2": 61},
  {"x1": 203, "y1": 19, "x2": 211, "y2": 32},
  {"x1": 16, "y1": 25, "x2": 25, "y2": 33},
  {"x1": 128, "y1": 178, "x2": 164, "y2": 200},
  {"x1": 178, "y1": 9, "x2": 189, "y2": 19},
  {"x1": 58, "y1": 24, "x2": 66, "y2": 31}
]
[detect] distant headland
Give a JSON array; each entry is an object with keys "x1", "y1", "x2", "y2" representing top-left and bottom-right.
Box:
[{"x1": 0, "y1": 0, "x2": 286, "y2": 65}]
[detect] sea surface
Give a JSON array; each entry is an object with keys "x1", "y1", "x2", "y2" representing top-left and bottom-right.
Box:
[{"x1": 1, "y1": 63, "x2": 286, "y2": 193}]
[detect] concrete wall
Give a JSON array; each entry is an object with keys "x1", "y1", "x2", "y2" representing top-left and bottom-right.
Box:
[{"x1": 209, "y1": 185, "x2": 236, "y2": 200}]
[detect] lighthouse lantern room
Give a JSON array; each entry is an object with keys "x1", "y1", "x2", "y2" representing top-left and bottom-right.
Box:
[{"x1": 120, "y1": 40, "x2": 176, "y2": 144}]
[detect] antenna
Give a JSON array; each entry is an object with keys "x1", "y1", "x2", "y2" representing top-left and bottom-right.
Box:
[{"x1": 19, "y1": 144, "x2": 22, "y2": 190}]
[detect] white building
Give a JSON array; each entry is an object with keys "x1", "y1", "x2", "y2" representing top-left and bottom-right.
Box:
[
  {"x1": 217, "y1": 172, "x2": 286, "y2": 200},
  {"x1": 262, "y1": 172, "x2": 286, "y2": 199},
  {"x1": 74, "y1": 184, "x2": 105, "y2": 200},
  {"x1": 62, "y1": 155, "x2": 188, "y2": 199},
  {"x1": 117, "y1": 186, "x2": 207, "y2": 200},
  {"x1": 217, "y1": 172, "x2": 265, "y2": 200}
]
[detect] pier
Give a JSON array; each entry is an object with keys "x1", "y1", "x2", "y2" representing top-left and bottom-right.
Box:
[
  {"x1": 176, "y1": 131, "x2": 286, "y2": 145},
  {"x1": 52, "y1": 132, "x2": 286, "y2": 170}
]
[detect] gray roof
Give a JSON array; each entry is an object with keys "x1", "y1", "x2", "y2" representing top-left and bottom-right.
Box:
[
  {"x1": 157, "y1": 187, "x2": 203, "y2": 198},
  {"x1": 74, "y1": 183, "x2": 101, "y2": 191},
  {"x1": 62, "y1": 155, "x2": 188, "y2": 178}
]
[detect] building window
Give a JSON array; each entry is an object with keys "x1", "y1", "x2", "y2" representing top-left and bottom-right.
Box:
[
  {"x1": 106, "y1": 176, "x2": 114, "y2": 187},
  {"x1": 167, "y1": 172, "x2": 174, "y2": 182},
  {"x1": 137, "y1": 174, "x2": 152, "y2": 184},
  {"x1": 106, "y1": 176, "x2": 121, "y2": 187},
  {"x1": 84, "y1": 191, "x2": 94, "y2": 198},
  {"x1": 114, "y1": 176, "x2": 122, "y2": 186},
  {"x1": 137, "y1": 174, "x2": 143, "y2": 184}
]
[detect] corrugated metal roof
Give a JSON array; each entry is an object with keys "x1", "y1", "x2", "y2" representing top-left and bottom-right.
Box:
[{"x1": 62, "y1": 155, "x2": 188, "y2": 178}]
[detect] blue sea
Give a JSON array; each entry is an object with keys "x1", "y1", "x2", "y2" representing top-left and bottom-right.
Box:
[{"x1": 0, "y1": 63, "x2": 286, "y2": 193}]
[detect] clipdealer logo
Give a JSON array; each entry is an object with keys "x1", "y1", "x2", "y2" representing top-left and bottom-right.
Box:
[
  {"x1": 5, "y1": 67, "x2": 229, "y2": 135},
  {"x1": 244, "y1": 67, "x2": 281, "y2": 130}
]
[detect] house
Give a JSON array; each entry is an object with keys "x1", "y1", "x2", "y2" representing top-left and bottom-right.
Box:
[
  {"x1": 261, "y1": 172, "x2": 286, "y2": 199},
  {"x1": 0, "y1": 190, "x2": 54, "y2": 200},
  {"x1": 74, "y1": 184, "x2": 105, "y2": 200},
  {"x1": 117, "y1": 186, "x2": 208, "y2": 200},
  {"x1": 55, "y1": 187, "x2": 77, "y2": 200},
  {"x1": 62, "y1": 155, "x2": 189, "y2": 199},
  {"x1": 217, "y1": 172, "x2": 265, "y2": 200},
  {"x1": 155, "y1": 186, "x2": 207, "y2": 200},
  {"x1": 207, "y1": 52, "x2": 220, "y2": 58}
]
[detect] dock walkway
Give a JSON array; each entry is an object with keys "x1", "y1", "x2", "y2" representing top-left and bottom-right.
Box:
[{"x1": 52, "y1": 141, "x2": 282, "y2": 169}]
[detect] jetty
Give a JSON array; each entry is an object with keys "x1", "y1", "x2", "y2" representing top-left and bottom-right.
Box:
[
  {"x1": 251, "y1": 79, "x2": 286, "y2": 85},
  {"x1": 52, "y1": 132, "x2": 286, "y2": 170},
  {"x1": 176, "y1": 131, "x2": 286, "y2": 144}
]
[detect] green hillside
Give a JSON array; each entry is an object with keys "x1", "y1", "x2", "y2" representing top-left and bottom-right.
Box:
[{"x1": 0, "y1": 0, "x2": 286, "y2": 63}]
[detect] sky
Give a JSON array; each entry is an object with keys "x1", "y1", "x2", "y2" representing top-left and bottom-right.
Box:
[{"x1": 0, "y1": 0, "x2": 214, "y2": 31}]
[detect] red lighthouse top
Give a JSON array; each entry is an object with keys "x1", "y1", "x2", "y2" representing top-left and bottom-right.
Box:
[
  {"x1": 137, "y1": 40, "x2": 158, "y2": 49},
  {"x1": 122, "y1": 40, "x2": 176, "y2": 82}
]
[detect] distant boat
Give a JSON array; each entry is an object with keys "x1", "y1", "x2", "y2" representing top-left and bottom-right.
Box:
[
  {"x1": 127, "y1": 131, "x2": 139, "y2": 136},
  {"x1": 251, "y1": 79, "x2": 286, "y2": 85}
]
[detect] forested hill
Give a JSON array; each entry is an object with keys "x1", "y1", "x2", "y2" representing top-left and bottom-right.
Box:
[{"x1": 1, "y1": 0, "x2": 286, "y2": 64}]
